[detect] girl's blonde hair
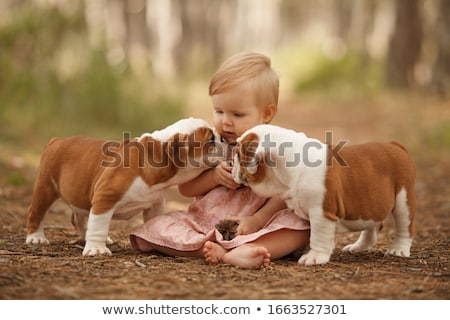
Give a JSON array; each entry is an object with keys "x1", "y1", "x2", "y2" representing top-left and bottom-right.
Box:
[{"x1": 209, "y1": 52, "x2": 279, "y2": 109}]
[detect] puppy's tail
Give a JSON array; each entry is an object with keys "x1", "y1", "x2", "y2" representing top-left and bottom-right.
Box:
[{"x1": 389, "y1": 141, "x2": 408, "y2": 153}]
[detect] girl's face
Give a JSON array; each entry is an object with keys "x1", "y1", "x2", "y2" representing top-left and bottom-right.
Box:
[{"x1": 211, "y1": 83, "x2": 275, "y2": 143}]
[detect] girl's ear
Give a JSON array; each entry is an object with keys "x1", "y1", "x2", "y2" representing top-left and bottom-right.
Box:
[{"x1": 263, "y1": 104, "x2": 276, "y2": 123}]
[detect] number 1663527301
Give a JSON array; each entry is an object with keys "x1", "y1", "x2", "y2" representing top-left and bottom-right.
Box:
[{"x1": 267, "y1": 304, "x2": 347, "y2": 315}]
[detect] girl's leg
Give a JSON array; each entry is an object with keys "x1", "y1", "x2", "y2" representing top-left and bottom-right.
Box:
[
  {"x1": 204, "y1": 228, "x2": 310, "y2": 269},
  {"x1": 133, "y1": 237, "x2": 205, "y2": 258}
]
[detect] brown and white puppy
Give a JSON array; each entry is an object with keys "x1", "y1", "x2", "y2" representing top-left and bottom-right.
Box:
[
  {"x1": 232, "y1": 124, "x2": 416, "y2": 265},
  {"x1": 26, "y1": 118, "x2": 215, "y2": 256}
]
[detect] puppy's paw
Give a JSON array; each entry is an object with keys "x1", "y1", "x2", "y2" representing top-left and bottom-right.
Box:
[
  {"x1": 82, "y1": 242, "x2": 112, "y2": 256},
  {"x1": 26, "y1": 232, "x2": 50, "y2": 245},
  {"x1": 387, "y1": 238, "x2": 411, "y2": 257},
  {"x1": 386, "y1": 246, "x2": 410, "y2": 257},
  {"x1": 298, "y1": 250, "x2": 330, "y2": 265},
  {"x1": 342, "y1": 243, "x2": 368, "y2": 253},
  {"x1": 106, "y1": 236, "x2": 114, "y2": 245}
]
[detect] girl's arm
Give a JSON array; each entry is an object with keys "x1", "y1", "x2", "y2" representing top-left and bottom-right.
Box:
[
  {"x1": 178, "y1": 161, "x2": 240, "y2": 197},
  {"x1": 236, "y1": 197, "x2": 287, "y2": 235}
]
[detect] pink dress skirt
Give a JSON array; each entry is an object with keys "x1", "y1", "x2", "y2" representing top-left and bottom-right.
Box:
[{"x1": 129, "y1": 186, "x2": 310, "y2": 252}]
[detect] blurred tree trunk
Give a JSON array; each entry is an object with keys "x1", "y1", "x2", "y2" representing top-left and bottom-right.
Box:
[
  {"x1": 431, "y1": 0, "x2": 450, "y2": 96},
  {"x1": 105, "y1": 0, "x2": 127, "y2": 66},
  {"x1": 176, "y1": 0, "x2": 212, "y2": 74},
  {"x1": 335, "y1": 0, "x2": 352, "y2": 40},
  {"x1": 125, "y1": 0, "x2": 149, "y2": 74},
  {"x1": 339, "y1": 0, "x2": 376, "y2": 73},
  {"x1": 84, "y1": 0, "x2": 106, "y2": 49},
  {"x1": 349, "y1": 1, "x2": 375, "y2": 58},
  {"x1": 386, "y1": 0, "x2": 422, "y2": 88},
  {"x1": 174, "y1": 0, "x2": 227, "y2": 75},
  {"x1": 147, "y1": 0, "x2": 181, "y2": 80},
  {"x1": 233, "y1": 0, "x2": 281, "y2": 53},
  {"x1": 204, "y1": 0, "x2": 228, "y2": 69}
]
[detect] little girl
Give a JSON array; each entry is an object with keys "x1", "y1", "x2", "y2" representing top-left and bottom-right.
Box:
[{"x1": 130, "y1": 52, "x2": 310, "y2": 269}]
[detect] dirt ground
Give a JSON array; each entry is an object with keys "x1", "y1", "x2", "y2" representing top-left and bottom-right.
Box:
[{"x1": 0, "y1": 94, "x2": 449, "y2": 300}]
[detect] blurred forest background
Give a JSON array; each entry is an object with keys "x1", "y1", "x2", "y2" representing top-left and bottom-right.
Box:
[{"x1": 0, "y1": 0, "x2": 449, "y2": 186}]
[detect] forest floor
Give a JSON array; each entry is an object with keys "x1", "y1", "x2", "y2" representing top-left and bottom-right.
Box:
[{"x1": 0, "y1": 93, "x2": 449, "y2": 300}]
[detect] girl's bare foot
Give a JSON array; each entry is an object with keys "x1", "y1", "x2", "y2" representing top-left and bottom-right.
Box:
[
  {"x1": 222, "y1": 245, "x2": 271, "y2": 270},
  {"x1": 203, "y1": 241, "x2": 227, "y2": 264},
  {"x1": 204, "y1": 241, "x2": 271, "y2": 269}
]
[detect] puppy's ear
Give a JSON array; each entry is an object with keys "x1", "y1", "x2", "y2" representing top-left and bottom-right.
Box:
[
  {"x1": 191, "y1": 127, "x2": 216, "y2": 165},
  {"x1": 138, "y1": 135, "x2": 165, "y2": 167},
  {"x1": 191, "y1": 127, "x2": 214, "y2": 144},
  {"x1": 167, "y1": 132, "x2": 189, "y2": 167},
  {"x1": 247, "y1": 151, "x2": 261, "y2": 175},
  {"x1": 240, "y1": 134, "x2": 262, "y2": 175}
]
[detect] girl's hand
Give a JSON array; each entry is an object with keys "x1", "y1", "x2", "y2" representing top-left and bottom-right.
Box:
[
  {"x1": 211, "y1": 161, "x2": 241, "y2": 189},
  {"x1": 235, "y1": 215, "x2": 265, "y2": 235}
]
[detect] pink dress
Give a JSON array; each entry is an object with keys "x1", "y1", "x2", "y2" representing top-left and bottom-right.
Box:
[{"x1": 129, "y1": 186, "x2": 310, "y2": 252}]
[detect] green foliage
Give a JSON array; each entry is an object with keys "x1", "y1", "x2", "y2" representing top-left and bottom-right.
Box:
[
  {"x1": 424, "y1": 121, "x2": 450, "y2": 152},
  {"x1": 3, "y1": 170, "x2": 28, "y2": 186},
  {"x1": 293, "y1": 52, "x2": 384, "y2": 96},
  {"x1": 0, "y1": 4, "x2": 183, "y2": 144}
]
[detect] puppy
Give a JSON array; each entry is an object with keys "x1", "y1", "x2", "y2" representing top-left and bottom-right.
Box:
[
  {"x1": 232, "y1": 124, "x2": 416, "y2": 265},
  {"x1": 26, "y1": 118, "x2": 215, "y2": 256}
]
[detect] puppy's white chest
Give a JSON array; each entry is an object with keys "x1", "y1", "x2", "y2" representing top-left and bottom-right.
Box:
[
  {"x1": 284, "y1": 196, "x2": 309, "y2": 220},
  {"x1": 114, "y1": 177, "x2": 165, "y2": 218}
]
